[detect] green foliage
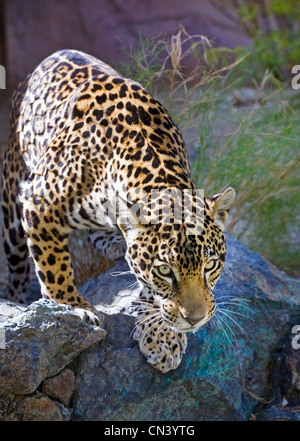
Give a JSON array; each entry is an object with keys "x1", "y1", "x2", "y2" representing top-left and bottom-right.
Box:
[
  {"x1": 119, "y1": 29, "x2": 300, "y2": 276},
  {"x1": 191, "y1": 83, "x2": 300, "y2": 276},
  {"x1": 236, "y1": 0, "x2": 300, "y2": 80},
  {"x1": 120, "y1": 35, "x2": 167, "y2": 95}
]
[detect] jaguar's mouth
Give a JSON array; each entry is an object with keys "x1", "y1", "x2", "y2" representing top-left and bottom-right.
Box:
[
  {"x1": 132, "y1": 296, "x2": 213, "y2": 336},
  {"x1": 132, "y1": 287, "x2": 216, "y2": 335},
  {"x1": 158, "y1": 298, "x2": 214, "y2": 333}
]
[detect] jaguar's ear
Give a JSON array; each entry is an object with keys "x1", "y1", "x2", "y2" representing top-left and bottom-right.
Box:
[
  {"x1": 116, "y1": 195, "x2": 145, "y2": 235},
  {"x1": 206, "y1": 187, "x2": 235, "y2": 231}
]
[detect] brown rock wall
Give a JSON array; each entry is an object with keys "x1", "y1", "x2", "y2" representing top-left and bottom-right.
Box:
[{"x1": 3, "y1": 0, "x2": 251, "y2": 88}]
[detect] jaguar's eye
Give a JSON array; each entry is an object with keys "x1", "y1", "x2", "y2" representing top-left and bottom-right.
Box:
[
  {"x1": 205, "y1": 260, "x2": 215, "y2": 271},
  {"x1": 158, "y1": 265, "x2": 172, "y2": 276}
]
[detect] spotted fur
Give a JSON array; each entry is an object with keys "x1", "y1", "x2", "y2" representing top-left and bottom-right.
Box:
[{"x1": 1, "y1": 50, "x2": 235, "y2": 371}]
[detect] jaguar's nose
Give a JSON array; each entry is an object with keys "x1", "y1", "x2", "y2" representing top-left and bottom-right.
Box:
[
  {"x1": 179, "y1": 308, "x2": 206, "y2": 327},
  {"x1": 186, "y1": 316, "x2": 205, "y2": 326}
]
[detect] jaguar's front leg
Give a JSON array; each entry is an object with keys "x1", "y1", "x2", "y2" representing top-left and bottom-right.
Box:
[
  {"x1": 20, "y1": 189, "x2": 101, "y2": 326},
  {"x1": 132, "y1": 287, "x2": 187, "y2": 373}
]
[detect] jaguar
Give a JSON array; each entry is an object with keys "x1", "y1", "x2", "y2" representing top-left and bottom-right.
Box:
[{"x1": 1, "y1": 49, "x2": 235, "y2": 372}]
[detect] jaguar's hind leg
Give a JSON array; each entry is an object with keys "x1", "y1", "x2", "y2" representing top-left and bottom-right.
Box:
[{"x1": 1, "y1": 138, "x2": 31, "y2": 304}]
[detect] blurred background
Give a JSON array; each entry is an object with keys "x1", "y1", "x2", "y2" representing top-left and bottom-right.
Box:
[
  {"x1": 1, "y1": 0, "x2": 252, "y2": 89},
  {"x1": 0, "y1": 0, "x2": 299, "y2": 296}
]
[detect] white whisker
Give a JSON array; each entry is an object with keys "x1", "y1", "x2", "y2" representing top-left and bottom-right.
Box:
[
  {"x1": 216, "y1": 296, "x2": 251, "y2": 306},
  {"x1": 135, "y1": 311, "x2": 161, "y2": 327},
  {"x1": 210, "y1": 316, "x2": 218, "y2": 331},
  {"x1": 134, "y1": 307, "x2": 159, "y2": 315},
  {"x1": 133, "y1": 299, "x2": 155, "y2": 307},
  {"x1": 156, "y1": 321, "x2": 167, "y2": 335},
  {"x1": 126, "y1": 280, "x2": 140, "y2": 290},
  {"x1": 131, "y1": 303, "x2": 159, "y2": 314},
  {"x1": 216, "y1": 295, "x2": 251, "y2": 302},
  {"x1": 214, "y1": 313, "x2": 235, "y2": 343},
  {"x1": 217, "y1": 306, "x2": 254, "y2": 321},
  {"x1": 140, "y1": 315, "x2": 163, "y2": 343},
  {"x1": 217, "y1": 298, "x2": 251, "y2": 305},
  {"x1": 217, "y1": 309, "x2": 251, "y2": 342},
  {"x1": 217, "y1": 301, "x2": 253, "y2": 313},
  {"x1": 108, "y1": 270, "x2": 132, "y2": 277},
  {"x1": 217, "y1": 298, "x2": 252, "y2": 307},
  {"x1": 131, "y1": 312, "x2": 161, "y2": 338}
]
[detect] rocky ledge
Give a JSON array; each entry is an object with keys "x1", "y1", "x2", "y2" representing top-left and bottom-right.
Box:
[{"x1": 0, "y1": 234, "x2": 300, "y2": 421}]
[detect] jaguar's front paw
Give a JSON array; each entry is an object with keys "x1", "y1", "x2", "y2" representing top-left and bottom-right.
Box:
[
  {"x1": 133, "y1": 320, "x2": 187, "y2": 373},
  {"x1": 74, "y1": 307, "x2": 104, "y2": 327}
]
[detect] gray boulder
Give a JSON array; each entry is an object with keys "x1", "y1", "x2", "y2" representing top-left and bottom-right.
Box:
[
  {"x1": 73, "y1": 234, "x2": 300, "y2": 420},
  {"x1": 0, "y1": 300, "x2": 106, "y2": 397},
  {"x1": 0, "y1": 234, "x2": 299, "y2": 420}
]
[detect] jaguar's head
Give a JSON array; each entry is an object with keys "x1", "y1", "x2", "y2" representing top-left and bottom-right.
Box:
[{"x1": 118, "y1": 187, "x2": 235, "y2": 332}]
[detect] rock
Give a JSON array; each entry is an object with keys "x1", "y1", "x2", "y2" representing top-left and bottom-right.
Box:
[
  {"x1": 279, "y1": 338, "x2": 300, "y2": 406},
  {"x1": 3, "y1": 393, "x2": 70, "y2": 421},
  {"x1": 0, "y1": 298, "x2": 26, "y2": 321},
  {"x1": 41, "y1": 369, "x2": 76, "y2": 407},
  {"x1": 70, "y1": 234, "x2": 300, "y2": 421},
  {"x1": 231, "y1": 87, "x2": 259, "y2": 106},
  {"x1": 0, "y1": 299, "x2": 106, "y2": 396},
  {"x1": 5, "y1": 0, "x2": 251, "y2": 89},
  {"x1": 0, "y1": 234, "x2": 299, "y2": 420},
  {"x1": 256, "y1": 405, "x2": 300, "y2": 421},
  {"x1": 79, "y1": 259, "x2": 140, "y2": 316}
]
